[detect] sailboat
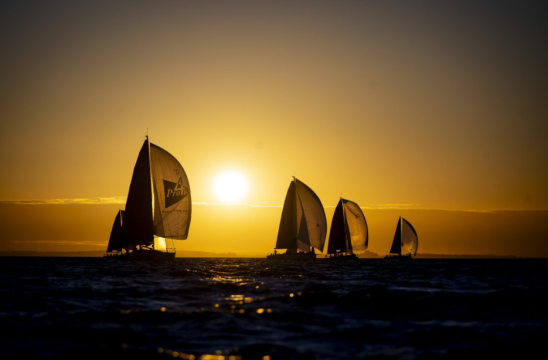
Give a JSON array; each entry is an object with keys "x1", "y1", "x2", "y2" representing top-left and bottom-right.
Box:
[
  {"x1": 385, "y1": 217, "x2": 418, "y2": 259},
  {"x1": 105, "y1": 137, "x2": 192, "y2": 260},
  {"x1": 106, "y1": 209, "x2": 124, "y2": 254},
  {"x1": 326, "y1": 198, "x2": 368, "y2": 260},
  {"x1": 267, "y1": 177, "x2": 327, "y2": 260}
]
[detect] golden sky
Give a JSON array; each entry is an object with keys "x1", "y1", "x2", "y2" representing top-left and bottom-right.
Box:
[{"x1": 1, "y1": 1, "x2": 547, "y2": 256}]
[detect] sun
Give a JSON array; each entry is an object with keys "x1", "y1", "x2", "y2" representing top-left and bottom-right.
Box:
[{"x1": 213, "y1": 171, "x2": 248, "y2": 202}]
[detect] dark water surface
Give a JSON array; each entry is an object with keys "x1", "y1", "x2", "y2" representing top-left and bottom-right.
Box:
[{"x1": 1, "y1": 258, "x2": 547, "y2": 359}]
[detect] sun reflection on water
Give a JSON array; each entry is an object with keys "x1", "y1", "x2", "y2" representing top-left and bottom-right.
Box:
[
  {"x1": 207, "y1": 275, "x2": 256, "y2": 286},
  {"x1": 226, "y1": 294, "x2": 254, "y2": 305}
]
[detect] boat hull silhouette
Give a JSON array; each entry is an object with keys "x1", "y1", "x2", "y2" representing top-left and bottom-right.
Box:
[
  {"x1": 105, "y1": 249, "x2": 176, "y2": 261},
  {"x1": 325, "y1": 253, "x2": 358, "y2": 260},
  {"x1": 266, "y1": 252, "x2": 316, "y2": 260},
  {"x1": 384, "y1": 253, "x2": 413, "y2": 260}
]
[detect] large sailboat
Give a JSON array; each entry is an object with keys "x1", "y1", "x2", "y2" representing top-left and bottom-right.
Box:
[
  {"x1": 267, "y1": 177, "x2": 327, "y2": 260},
  {"x1": 385, "y1": 217, "x2": 418, "y2": 259},
  {"x1": 105, "y1": 137, "x2": 191, "y2": 260},
  {"x1": 326, "y1": 198, "x2": 368, "y2": 260}
]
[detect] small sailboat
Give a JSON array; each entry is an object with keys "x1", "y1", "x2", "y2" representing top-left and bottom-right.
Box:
[
  {"x1": 326, "y1": 198, "x2": 368, "y2": 260},
  {"x1": 385, "y1": 217, "x2": 418, "y2": 259},
  {"x1": 105, "y1": 137, "x2": 191, "y2": 260},
  {"x1": 106, "y1": 210, "x2": 124, "y2": 254},
  {"x1": 267, "y1": 177, "x2": 327, "y2": 260}
]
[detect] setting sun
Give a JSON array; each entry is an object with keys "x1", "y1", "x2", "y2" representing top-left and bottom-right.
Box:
[{"x1": 213, "y1": 171, "x2": 248, "y2": 202}]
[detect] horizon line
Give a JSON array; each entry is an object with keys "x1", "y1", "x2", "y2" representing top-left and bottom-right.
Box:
[
  {"x1": 0, "y1": 198, "x2": 547, "y2": 213},
  {"x1": 0, "y1": 249, "x2": 538, "y2": 259}
]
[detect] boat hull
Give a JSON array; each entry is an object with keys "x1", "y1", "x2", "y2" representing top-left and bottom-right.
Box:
[
  {"x1": 105, "y1": 250, "x2": 176, "y2": 261},
  {"x1": 384, "y1": 254, "x2": 413, "y2": 260},
  {"x1": 266, "y1": 252, "x2": 316, "y2": 260},
  {"x1": 325, "y1": 253, "x2": 358, "y2": 260}
]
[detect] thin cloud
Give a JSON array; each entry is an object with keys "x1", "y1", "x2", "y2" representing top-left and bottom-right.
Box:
[
  {"x1": 193, "y1": 201, "x2": 283, "y2": 208},
  {"x1": 1, "y1": 198, "x2": 546, "y2": 213},
  {"x1": 0, "y1": 197, "x2": 127, "y2": 205},
  {"x1": 0, "y1": 198, "x2": 284, "y2": 208},
  {"x1": 9, "y1": 240, "x2": 105, "y2": 246},
  {"x1": 361, "y1": 204, "x2": 420, "y2": 210}
]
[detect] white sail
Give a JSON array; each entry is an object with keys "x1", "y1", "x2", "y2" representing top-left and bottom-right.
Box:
[
  {"x1": 343, "y1": 200, "x2": 368, "y2": 252},
  {"x1": 294, "y1": 179, "x2": 327, "y2": 252},
  {"x1": 150, "y1": 143, "x2": 192, "y2": 240},
  {"x1": 401, "y1": 217, "x2": 418, "y2": 256}
]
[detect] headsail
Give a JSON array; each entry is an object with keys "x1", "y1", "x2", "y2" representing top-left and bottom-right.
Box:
[
  {"x1": 107, "y1": 210, "x2": 124, "y2": 252},
  {"x1": 294, "y1": 179, "x2": 327, "y2": 252},
  {"x1": 401, "y1": 217, "x2": 418, "y2": 256},
  {"x1": 150, "y1": 143, "x2": 192, "y2": 240},
  {"x1": 120, "y1": 139, "x2": 154, "y2": 247},
  {"x1": 342, "y1": 199, "x2": 368, "y2": 252}
]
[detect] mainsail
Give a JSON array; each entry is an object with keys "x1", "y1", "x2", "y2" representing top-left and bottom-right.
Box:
[
  {"x1": 276, "y1": 181, "x2": 297, "y2": 249},
  {"x1": 276, "y1": 178, "x2": 327, "y2": 252},
  {"x1": 327, "y1": 200, "x2": 346, "y2": 254},
  {"x1": 327, "y1": 199, "x2": 368, "y2": 254},
  {"x1": 389, "y1": 217, "x2": 402, "y2": 255},
  {"x1": 107, "y1": 210, "x2": 124, "y2": 252},
  {"x1": 150, "y1": 143, "x2": 192, "y2": 240},
  {"x1": 120, "y1": 139, "x2": 154, "y2": 247}
]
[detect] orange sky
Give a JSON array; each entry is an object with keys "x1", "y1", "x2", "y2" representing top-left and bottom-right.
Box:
[{"x1": 1, "y1": 1, "x2": 547, "y2": 256}]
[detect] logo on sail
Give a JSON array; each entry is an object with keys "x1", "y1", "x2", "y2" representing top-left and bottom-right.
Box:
[{"x1": 164, "y1": 177, "x2": 188, "y2": 208}]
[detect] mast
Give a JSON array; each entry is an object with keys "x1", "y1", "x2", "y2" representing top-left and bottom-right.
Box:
[
  {"x1": 149, "y1": 135, "x2": 155, "y2": 251},
  {"x1": 293, "y1": 176, "x2": 298, "y2": 252}
]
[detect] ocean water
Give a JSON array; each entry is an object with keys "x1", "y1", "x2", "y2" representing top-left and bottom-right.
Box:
[{"x1": 0, "y1": 257, "x2": 547, "y2": 359}]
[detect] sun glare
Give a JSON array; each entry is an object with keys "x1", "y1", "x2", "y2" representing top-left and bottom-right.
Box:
[{"x1": 214, "y1": 171, "x2": 248, "y2": 202}]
